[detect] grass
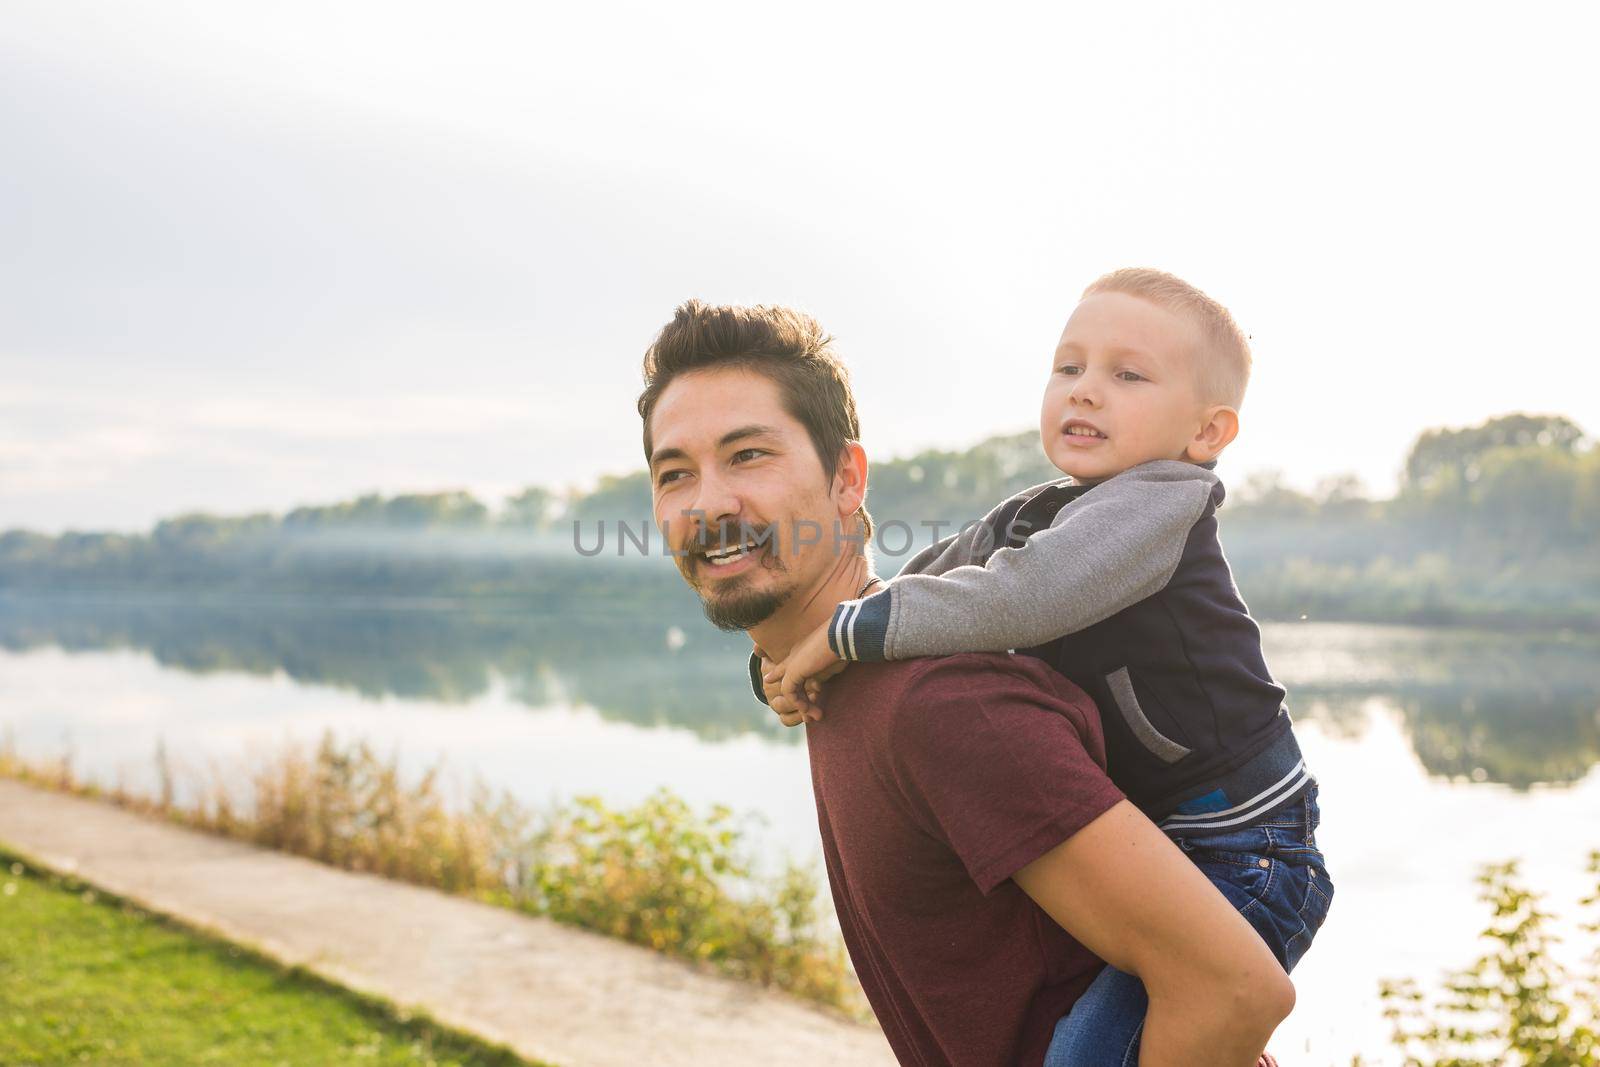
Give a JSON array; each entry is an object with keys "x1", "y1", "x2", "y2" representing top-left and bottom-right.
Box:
[
  {"x1": 0, "y1": 728, "x2": 863, "y2": 1015},
  {"x1": 0, "y1": 848, "x2": 543, "y2": 1067}
]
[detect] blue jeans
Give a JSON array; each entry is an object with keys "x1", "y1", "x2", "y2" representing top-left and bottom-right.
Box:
[{"x1": 1043, "y1": 784, "x2": 1334, "y2": 1067}]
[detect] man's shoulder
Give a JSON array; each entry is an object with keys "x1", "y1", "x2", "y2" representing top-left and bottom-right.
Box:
[
  {"x1": 843, "y1": 655, "x2": 1110, "y2": 783},
  {"x1": 853, "y1": 653, "x2": 1096, "y2": 723}
]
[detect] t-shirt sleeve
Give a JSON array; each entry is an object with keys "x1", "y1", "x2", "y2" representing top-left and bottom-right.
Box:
[{"x1": 889, "y1": 655, "x2": 1126, "y2": 894}]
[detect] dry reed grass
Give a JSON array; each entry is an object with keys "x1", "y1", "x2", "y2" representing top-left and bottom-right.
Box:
[{"x1": 0, "y1": 727, "x2": 861, "y2": 1013}]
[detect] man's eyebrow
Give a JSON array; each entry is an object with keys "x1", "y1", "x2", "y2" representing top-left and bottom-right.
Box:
[{"x1": 649, "y1": 425, "x2": 780, "y2": 469}]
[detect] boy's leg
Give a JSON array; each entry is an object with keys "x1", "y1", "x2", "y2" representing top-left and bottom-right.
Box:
[
  {"x1": 1171, "y1": 782, "x2": 1335, "y2": 973},
  {"x1": 1043, "y1": 964, "x2": 1146, "y2": 1067},
  {"x1": 1046, "y1": 785, "x2": 1334, "y2": 1065}
]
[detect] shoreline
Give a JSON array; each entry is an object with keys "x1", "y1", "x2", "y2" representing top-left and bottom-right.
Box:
[
  {"x1": 0, "y1": 777, "x2": 895, "y2": 1067},
  {"x1": 2, "y1": 585, "x2": 1596, "y2": 635}
]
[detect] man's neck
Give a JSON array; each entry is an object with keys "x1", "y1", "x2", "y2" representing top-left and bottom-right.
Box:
[{"x1": 749, "y1": 554, "x2": 878, "y2": 662}]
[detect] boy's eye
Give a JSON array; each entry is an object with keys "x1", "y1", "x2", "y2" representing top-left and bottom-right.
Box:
[
  {"x1": 1055, "y1": 365, "x2": 1081, "y2": 376},
  {"x1": 1117, "y1": 371, "x2": 1146, "y2": 382}
]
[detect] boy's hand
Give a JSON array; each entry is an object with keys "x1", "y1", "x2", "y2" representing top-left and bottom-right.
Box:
[
  {"x1": 756, "y1": 650, "x2": 808, "y2": 728},
  {"x1": 764, "y1": 622, "x2": 847, "y2": 722}
]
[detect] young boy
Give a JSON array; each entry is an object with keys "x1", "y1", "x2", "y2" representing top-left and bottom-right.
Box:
[{"x1": 755, "y1": 268, "x2": 1332, "y2": 1062}]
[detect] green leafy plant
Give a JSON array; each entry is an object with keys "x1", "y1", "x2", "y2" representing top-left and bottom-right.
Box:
[
  {"x1": 527, "y1": 791, "x2": 854, "y2": 1006},
  {"x1": 1379, "y1": 852, "x2": 1600, "y2": 1065},
  {"x1": 0, "y1": 730, "x2": 861, "y2": 1014}
]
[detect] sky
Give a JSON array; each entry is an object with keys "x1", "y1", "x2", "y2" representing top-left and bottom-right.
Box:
[{"x1": 4, "y1": 1, "x2": 1598, "y2": 533}]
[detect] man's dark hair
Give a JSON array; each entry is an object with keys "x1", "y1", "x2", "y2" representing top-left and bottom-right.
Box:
[{"x1": 638, "y1": 299, "x2": 873, "y2": 541}]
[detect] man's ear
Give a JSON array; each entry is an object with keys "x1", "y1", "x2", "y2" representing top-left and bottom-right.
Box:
[
  {"x1": 1186, "y1": 406, "x2": 1240, "y2": 463},
  {"x1": 832, "y1": 441, "x2": 869, "y2": 518}
]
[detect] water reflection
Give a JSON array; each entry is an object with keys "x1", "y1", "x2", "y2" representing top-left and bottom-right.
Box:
[
  {"x1": 0, "y1": 594, "x2": 774, "y2": 742},
  {"x1": 2, "y1": 596, "x2": 1596, "y2": 786},
  {"x1": 1264, "y1": 623, "x2": 1600, "y2": 787}
]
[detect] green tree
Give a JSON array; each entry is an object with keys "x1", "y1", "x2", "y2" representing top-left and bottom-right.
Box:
[
  {"x1": 1572, "y1": 449, "x2": 1600, "y2": 533},
  {"x1": 1404, "y1": 414, "x2": 1587, "y2": 495},
  {"x1": 283, "y1": 493, "x2": 388, "y2": 529},
  {"x1": 1231, "y1": 469, "x2": 1318, "y2": 520},
  {"x1": 566, "y1": 472, "x2": 653, "y2": 527},
  {"x1": 383, "y1": 491, "x2": 489, "y2": 528},
  {"x1": 501, "y1": 486, "x2": 557, "y2": 530},
  {"x1": 1380, "y1": 853, "x2": 1600, "y2": 1065},
  {"x1": 1474, "y1": 447, "x2": 1582, "y2": 545}
]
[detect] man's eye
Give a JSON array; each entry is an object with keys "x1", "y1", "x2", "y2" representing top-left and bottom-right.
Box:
[
  {"x1": 657, "y1": 470, "x2": 687, "y2": 487},
  {"x1": 732, "y1": 448, "x2": 767, "y2": 463}
]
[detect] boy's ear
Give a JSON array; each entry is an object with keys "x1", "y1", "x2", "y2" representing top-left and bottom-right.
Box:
[{"x1": 1186, "y1": 406, "x2": 1240, "y2": 463}]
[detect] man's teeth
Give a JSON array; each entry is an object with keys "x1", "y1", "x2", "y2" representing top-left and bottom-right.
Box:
[{"x1": 704, "y1": 541, "x2": 761, "y2": 565}]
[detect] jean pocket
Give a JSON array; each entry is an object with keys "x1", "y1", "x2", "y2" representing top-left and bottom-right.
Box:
[
  {"x1": 1188, "y1": 845, "x2": 1276, "y2": 909},
  {"x1": 1191, "y1": 846, "x2": 1331, "y2": 973},
  {"x1": 1284, "y1": 866, "x2": 1334, "y2": 971},
  {"x1": 1174, "y1": 823, "x2": 1274, "y2": 862}
]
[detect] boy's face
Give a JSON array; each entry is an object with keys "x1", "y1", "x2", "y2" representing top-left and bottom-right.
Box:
[{"x1": 1039, "y1": 291, "x2": 1220, "y2": 485}]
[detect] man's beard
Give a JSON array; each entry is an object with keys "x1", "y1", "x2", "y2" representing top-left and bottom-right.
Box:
[
  {"x1": 685, "y1": 535, "x2": 789, "y2": 631},
  {"x1": 699, "y1": 581, "x2": 786, "y2": 632}
]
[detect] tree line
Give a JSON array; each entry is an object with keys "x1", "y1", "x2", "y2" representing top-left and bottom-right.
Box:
[{"x1": 1, "y1": 413, "x2": 1595, "y2": 627}]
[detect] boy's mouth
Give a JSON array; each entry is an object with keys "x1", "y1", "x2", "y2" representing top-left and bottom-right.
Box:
[{"x1": 1061, "y1": 419, "x2": 1107, "y2": 440}]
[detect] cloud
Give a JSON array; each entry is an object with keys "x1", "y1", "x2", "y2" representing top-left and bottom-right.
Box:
[{"x1": 5, "y1": 2, "x2": 1598, "y2": 533}]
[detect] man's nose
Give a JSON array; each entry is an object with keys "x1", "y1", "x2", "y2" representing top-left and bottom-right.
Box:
[{"x1": 687, "y1": 470, "x2": 741, "y2": 540}]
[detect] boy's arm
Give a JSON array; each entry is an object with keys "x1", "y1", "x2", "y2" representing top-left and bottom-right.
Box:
[
  {"x1": 894, "y1": 478, "x2": 1058, "y2": 577},
  {"x1": 743, "y1": 479, "x2": 1059, "y2": 706},
  {"x1": 829, "y1": 461, "x2": 1218, "y2": 661}
]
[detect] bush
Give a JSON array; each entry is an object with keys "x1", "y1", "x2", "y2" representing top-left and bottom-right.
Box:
[
  {"x1": 0, "y1": 729, "x2": 862, "y2": 1014},
  {"x1": 1378, "y1": 853, "x2": 1600, "y2": 1065}
]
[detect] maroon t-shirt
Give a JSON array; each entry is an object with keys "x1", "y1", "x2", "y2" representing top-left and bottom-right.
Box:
[{"x1": 805, "y1": 652, "x2": 1125, "y2": 1067}]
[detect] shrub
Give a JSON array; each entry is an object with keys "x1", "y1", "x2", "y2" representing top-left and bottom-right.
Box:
[
  {"x1": 0, "y1": 729, "x2": 862, "y2": 1014},
  {"x1": 1379, "y1": 853, "x2": 1600, "y2": 1065}
]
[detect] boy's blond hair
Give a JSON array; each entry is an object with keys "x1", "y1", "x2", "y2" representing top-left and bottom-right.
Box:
[{"x1": 1082, "y1": 268, "x2": 1252, "y2": 410}]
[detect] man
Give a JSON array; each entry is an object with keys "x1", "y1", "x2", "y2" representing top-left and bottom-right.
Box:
[{"x1": 638, "y1": 299, "x2": 1293, "y2": 1066}]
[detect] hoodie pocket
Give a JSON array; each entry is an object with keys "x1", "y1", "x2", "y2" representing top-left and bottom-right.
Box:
[{"x1": 1106, "y1": 666, "x2": 1192, "y2": 764}]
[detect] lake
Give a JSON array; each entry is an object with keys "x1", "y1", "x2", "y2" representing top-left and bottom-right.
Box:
[{"x1": 2, "y1": 593, "x2": 1597, "y2": 1065}]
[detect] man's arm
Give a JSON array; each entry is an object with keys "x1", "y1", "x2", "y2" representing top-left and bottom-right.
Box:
[
  {"x1": 1014, "y1": 801, "x2": 1295, "y2": 1067},
  {"x1": 831, "y1": 461, "x2": 1217, "y2": 661},
  {"x1": 891, "y1": 654, "x2": 1289, "y2": 1067}
]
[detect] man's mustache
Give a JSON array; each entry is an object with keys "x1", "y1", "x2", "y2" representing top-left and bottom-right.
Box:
[
  {"x1": 662, "y1": 517, "x2": 829, "y2": 559},
  {"x1": 573, "y1": 513, "x2": 884, "y2": 559}
]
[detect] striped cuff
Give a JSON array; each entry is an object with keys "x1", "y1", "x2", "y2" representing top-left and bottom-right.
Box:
[
  {"x1": 827, "y1": 588, "x2": 892, "y2": 661},
  {"x1": 748, "y1": 651, "x2": 769, "y2": 706}
]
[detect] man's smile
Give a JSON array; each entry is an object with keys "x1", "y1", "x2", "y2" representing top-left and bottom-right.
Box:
[{"x1": 696, "y1": 538, "x2": 768, "y2": 577}]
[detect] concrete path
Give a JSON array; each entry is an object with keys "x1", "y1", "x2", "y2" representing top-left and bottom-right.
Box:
[{"x1": 0, "y1": 778, "x2": 895, "y2": 1067}]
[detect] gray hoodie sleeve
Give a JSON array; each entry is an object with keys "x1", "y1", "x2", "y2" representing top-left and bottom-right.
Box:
[
  {"x1": 894, "y1": 478, "x2": 1067, "y2": 577},
  {"x1": 744, "y1": 479, "x2": 1064, "y2": 703},
  {"x1": 827, "y1": 461, "x2": 1219, "y2": 661}
]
